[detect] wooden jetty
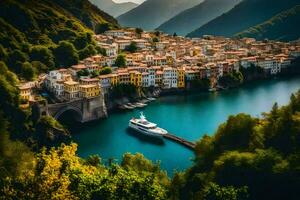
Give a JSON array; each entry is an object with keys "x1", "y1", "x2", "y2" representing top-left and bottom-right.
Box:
[{"x1": 163, "y1": 133, "x2": 196, "y2": 149}]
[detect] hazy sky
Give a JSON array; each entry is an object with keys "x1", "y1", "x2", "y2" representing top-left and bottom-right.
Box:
[{"x1": 113, "y1": 0, "x2": 145, "y2": 4}]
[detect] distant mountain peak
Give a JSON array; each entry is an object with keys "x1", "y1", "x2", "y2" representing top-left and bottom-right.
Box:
[
  {"x1": 90, "y1": 0, "x2": 138, "y2": 17},
  {"x1": 117, "y1": 0, "x2": 203, "y2": 30}
]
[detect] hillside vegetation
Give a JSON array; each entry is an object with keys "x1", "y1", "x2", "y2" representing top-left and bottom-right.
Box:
[
  {"x1": 235, "y1": 5, "x2": 300, "y2": 41},
  {"x1": 0, "y1": 0, "x2": 118, "y2": 79},
  {"x1": 157, "y1": 0, "x2": 242, "y2": 36},
  {"x1": 117, "y1": 0, "x2": 203, "y2": 30},
  {"x1": 187, "y1": 0, "x2": 300, "y2": 38}
]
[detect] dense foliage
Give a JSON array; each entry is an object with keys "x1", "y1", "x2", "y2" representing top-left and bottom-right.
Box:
[
  {"x1": 111, "y1": 83, "x2": 138, "y2": 99},
  {"x1": 0, "y1": 144, "x2": 169, "y2": 200},
  {"x1": 0, "y1": 0, "x2": 118, "y2": 78},
  {"x1": 188, "y1": 78, "x2": 211, "y2": 90},
  {"x1": 115, "y1": 54, "x2": 127, "y2": 67},
  {"x1": 218, "y1": 71, "x2": 243, "y2": 88}
]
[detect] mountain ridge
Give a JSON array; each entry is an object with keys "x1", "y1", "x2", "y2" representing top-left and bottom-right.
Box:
[
  {"x1": 235, "y1": 5, "x2": 300, "y2": 41},
  {"x1": 90, "y1": 0, "x2": 138, "y2": 17},
  {"x1": 187, "y1": 0, "x2": 300, "y2": 38},
  {"x1": 117, "y1": 0, "x2": 203, "y2": 30},
  {"x1": 157, "y1": 0, "x2": 242, "y2": 36}
]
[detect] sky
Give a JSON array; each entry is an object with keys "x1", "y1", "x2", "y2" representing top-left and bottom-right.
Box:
[{"x1": 113, "y1": 0, "x2": 145, "y2": 4}]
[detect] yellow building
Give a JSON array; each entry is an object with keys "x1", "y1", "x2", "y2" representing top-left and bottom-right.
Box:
[
  {"x1": 130, "y1": 71, "x2": 142, "y2": 87},
  {"x1": 19, "y1": 85, "x2": 32, "y2": 101},
  {"x1": 177, "y1": 68, "x2": 185, "y2": 88},
  {"x1": 79, "y1": 84, "x2": 100, "y2": 98},
  {"x1": 64, "y1": 80, "x2": 79, "y2": 100},
  {"x1": 111, "y1": 74, "x2": 119, "y2": 86}
]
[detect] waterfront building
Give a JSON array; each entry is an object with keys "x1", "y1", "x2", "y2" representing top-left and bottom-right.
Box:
[
  {"x1": 130, "y1": 71, "x2": 142, "y2": 87},
  {"x1": 142, "y1": 72, "x2": 150, "y2": 88},
  {"x1": 177, "y1": 68, "x2": 185, "y2": 88},
  {"x1": 162, "y1": 67, "x2": 177, "y2": 89},
  {"x1": 155, "y1": 71, "x2": 163, "y2": 87},
  {"x1": 64, "y1": 80, "x2": 79, "y2": 100},
  {"x1": 147, "y1": 67, "x2": 156, "y2": 87},
  {"x1": 79, "y1": 84, "x2": 100, "y2": 98}
]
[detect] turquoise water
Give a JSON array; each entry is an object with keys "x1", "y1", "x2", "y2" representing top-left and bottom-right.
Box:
[{"x1": 73, "y1": 77, "x2": 300, "y2": 175}]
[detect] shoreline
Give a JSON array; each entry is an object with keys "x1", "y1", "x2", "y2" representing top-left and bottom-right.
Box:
[{"x1": 105, "y1": 74, "x2": 300, "y2": 114}]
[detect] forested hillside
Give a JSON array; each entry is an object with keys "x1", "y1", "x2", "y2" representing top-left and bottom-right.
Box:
[
  {"x1": 187, "y1": 0, "x2": 300, "y2": 38},
  {"x1": 157, "y1": 0, "x2": 241, "y2": 36},
  {"x1": 117, "y1": 0, "x2": 203, "y2": 30},
  {"x1": 236, "y1": 5, "x2": 300, "y2": 41},
  {"x1": 0, "y1": 0, "x2": 118, "y2": 80}
]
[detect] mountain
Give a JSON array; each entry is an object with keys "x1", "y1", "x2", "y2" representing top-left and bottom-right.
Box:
[
  {"x1": 0, "y1": 0, "x2": 119, "y2": 74},
  {"x1": 117, "y1": 0, "x2": 203, "y2": 30},
  {"x1": 235, "y1": 5, "x2": 300, "y2": 41},
  {"x1": 90, "y1": 0, "x2": 138, "y2": 17},
  {"x1": 187, "y1": 0, "x2": 300, "y2": 38},
  {"x1": 157, "y1": 0, "x2": 242, "y2": 36}
]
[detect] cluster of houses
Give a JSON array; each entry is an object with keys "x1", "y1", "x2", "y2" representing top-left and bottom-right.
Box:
[{"x1": 19, "y1": 28, "x2": 300, "y2": 102}]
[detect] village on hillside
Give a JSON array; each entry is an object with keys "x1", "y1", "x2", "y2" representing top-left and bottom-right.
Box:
[{"x1": 19, "y1": 28, "x2": 300, "y2": 109}]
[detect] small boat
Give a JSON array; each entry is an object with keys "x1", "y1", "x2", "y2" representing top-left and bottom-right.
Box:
[
  {"x1": 127, "y1": 103, "x2": 136, "y2": 108},
  {"x1": 208, "y1": 88, "x2": 217, "y2": 92},
  {"x1": 147, "y1": 97, "x2": 156, "y2": 101},
  {"x1": 124, "y1": 104, "x2": 135, "y2": 110},
  {"x1": 134, "y1": 102, "x2": 147, "y2": 108},
  {"x1": 129, "y1": 112, "x2": 167, "y2": 137},
  {"x1": 140, "y1": 99, "x2": 150, "y2": 103}
]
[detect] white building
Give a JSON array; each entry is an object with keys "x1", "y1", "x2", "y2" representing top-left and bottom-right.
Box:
[
  {"x1": 162, "y1": 67, "x2": 177, "y2": 89},
  {"x1": 147, "y1": 67, "x2": 156, "y2": 87},
  {"x1": 142, "y1": 72, "x2": 150, "y2": 87},
  {"x1": 99, "y1": 43, "x2": 118, "y2": 57},
  {"x1": 257, "y1": 58, "x2": 281, "y2": 75}
]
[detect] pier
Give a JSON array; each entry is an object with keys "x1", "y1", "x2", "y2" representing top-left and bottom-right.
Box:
[{"x1": 163, "y1": 133, "x2": 196, "y2": 149}]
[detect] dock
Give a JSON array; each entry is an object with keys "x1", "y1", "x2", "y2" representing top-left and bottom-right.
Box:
[{"x1": 163, "y1": 133, "x2": 196, "y2": 149}]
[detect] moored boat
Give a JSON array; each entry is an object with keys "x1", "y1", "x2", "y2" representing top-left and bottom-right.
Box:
[
  {"x1": 129, "y1": 112, "x2": 167, "y2": 137},
  {"x1": 134, "y1": 102, "x2": 147, "y2": 108}
]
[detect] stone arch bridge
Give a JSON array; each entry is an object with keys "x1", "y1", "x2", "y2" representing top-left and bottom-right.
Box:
[{"x1": 35, "y1": 96, "x2": 107, "y2": 123}]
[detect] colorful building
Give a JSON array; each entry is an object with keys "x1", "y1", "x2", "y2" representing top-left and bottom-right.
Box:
[
  {"x1": 79, "y1": 84, "x2": 100, "y2": 98},
  {"x1": 64, "y1": 80, "x2": 79, "y2": 100}
]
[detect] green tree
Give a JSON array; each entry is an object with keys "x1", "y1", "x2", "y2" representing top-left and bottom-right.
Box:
[
  {"x1": 152, "y1": 37, "x2": 159, "y2": 43},
  {"x1": 135, "y1": 28, "x2": 143, "y2": 38},
  {"x1": 115, "y1": 54, "x2": 126, "y2": 67},
  {"x1": 8, "y1": 50, "x2": 28, "y2": 73},
  {"x1": 78, "y1": 44, "x2": 97, "y2": 60},
  {"x1": 0, "y1": 44, "x2": 8, "y2": 63},
  {"x1": 125, "y1": 42, "x2": 138, "y2": 53},
  {"x1": 77, "y1": 69, "x2": 90, "y2": 77},
  {"x1": 31, "y1": 61, "x2": 48, "y2": 73},
  {"x1": 30, "y1": 46, "x2": 55, "y2": 70},
  {"x1": 203, "y1": 182, "x2": 248, "y2": 200},
  {"x1": 53, "y1": 41, "x2": 79, "y2": 67},
  {"x1": 99, "y1": 67, "x2": 112, "y2": 75},
  {"x1": 96, "y1": 46, "x2": 107, "y2": 56},
  {"x1": 21, "y1": 62, "x2": 36, "y2": 81},
  {"x1": 95, "y1": 23, "x2": 110, "y2": 34}
]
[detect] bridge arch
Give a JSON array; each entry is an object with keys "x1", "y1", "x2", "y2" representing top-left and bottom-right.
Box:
[{"x1": 54, "y1": 106, "x2": 83, "y2": 122}]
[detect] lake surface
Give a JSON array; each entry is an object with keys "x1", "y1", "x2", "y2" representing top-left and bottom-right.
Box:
[{"x1": 73, "y1": 77, "x2": 300, "y2": 175}]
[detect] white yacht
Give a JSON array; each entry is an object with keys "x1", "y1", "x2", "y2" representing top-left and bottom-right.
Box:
[{"x1": 129, "y1": 112, "x2": 168, "y2": 137}]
